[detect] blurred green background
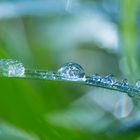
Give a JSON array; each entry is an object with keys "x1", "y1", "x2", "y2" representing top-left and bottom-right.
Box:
[{"x1": 0, "y1": 0, "x2": 140, "y2": 140}]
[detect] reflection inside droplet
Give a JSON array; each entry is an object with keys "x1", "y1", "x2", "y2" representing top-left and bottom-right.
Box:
[{"x1": 57, "y1": 62, "x2": 85, "y2": 81}]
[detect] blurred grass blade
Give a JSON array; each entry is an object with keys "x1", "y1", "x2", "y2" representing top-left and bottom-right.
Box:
[{"x1": 120, "y1": 0, "x2": 139, "y2": 82}]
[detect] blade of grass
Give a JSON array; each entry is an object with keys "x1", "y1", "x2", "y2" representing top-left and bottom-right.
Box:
[{"x1": 120, "y1": 0, "x2": 139, "y2": 82}]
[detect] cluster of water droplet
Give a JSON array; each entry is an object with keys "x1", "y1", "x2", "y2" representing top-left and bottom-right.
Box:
[
  {"x1": 0, "y1": 59, "x2": 25, "y2": 77},
  {"x1": 86, "y1": 73, "x2": 139, "y2": 97},
  {"x1": 57, "y1": 62, "x2": 140, "y2": 97},
  {"x1": 0, "y1": 59, "x2": 140, "y2": 98}
]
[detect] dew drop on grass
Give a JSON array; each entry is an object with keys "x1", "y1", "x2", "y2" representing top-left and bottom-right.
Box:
[
  {"x1": 90, "y1": 74, "x2": 101, "y2": 82},
  {"x1": 114, "y1": 82, "x2": 121, "y2": 86},
  {"x1": 122, "y1": 79, "x2": 129, "y2": 86},
  {"x1": 0, "y1": 59, "x2": 25, "y2": 77},
  {"x1": 57, "y1": 62, "x2": 85, "y2": 81},
  {"x1": 101, "y1": 74, "x2": 115, "y2": 85}
]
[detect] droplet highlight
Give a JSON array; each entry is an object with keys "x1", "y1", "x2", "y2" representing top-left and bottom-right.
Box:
[
  {"x1": 57, "y1": 62, "x2": 85, "y2": 81},
  {"x1": 0, "y1": 59, "x2": 25, "y2": 77}
]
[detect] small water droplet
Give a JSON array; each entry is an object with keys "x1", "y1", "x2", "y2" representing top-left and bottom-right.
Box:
[
  {"x1": 114, "y1": 82, "x2": 121, "y2": 86},
  {"x1": 90, "y1": 74, "x2": 101, "y2": 82},
  {"x1": 101, "y1": 74, "x2": 115, "y2": 85},
  {"x1": 57, "y1": 62, "x2": 85, "y2": 81},
  {"x1": 0, "y1": 59, "x2": 25, "y2": 77},
  {"x1": 122, "y1": 79, "x2": 129, "y2": 86},
  {"x1": 135, "y1": 80, "x2": 140, "y2": 90}
]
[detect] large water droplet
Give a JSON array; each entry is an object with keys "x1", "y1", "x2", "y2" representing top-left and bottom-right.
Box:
[
  {"x1": 90, "y1": 74, "x2": 101, "y2": 82},
  {"x1": 101, "y1": 74, "x2": 115, "y2": 85},
  {"x1": 57, "y1": 62, "x2": 85, "y2": 81},
  {"x1": 135, "y1": 80, "x2": 140, "y2": 89},
  {"x1": 0, "y1": 59, "x2": 25, "y2": 77}
]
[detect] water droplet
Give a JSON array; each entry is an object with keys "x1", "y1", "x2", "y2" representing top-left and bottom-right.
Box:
[
  {"x1": 101, "y1": 74, "x2": 115, "y2": 85},
  {"x1": 113, "y1": 81, "x2": 123, "y2": 90},
  {"x1": 135, "y1": 80, "x2": 140, "y2": 90},
  {"x1": 122, "y1": 79, "x2": 129, "y2": 86},
  {"x1": 57, "y1": 62, "x2": 85, "y2": 81},
  {"x1": 0, "y1": 59, "x2": 25, "y2": 77},
  {"x1": 90, "y1": 74, "x2": 101, "y2": 82},
  {"x1": 114, "y1": 81, "x2": 121, "y2": 86}
]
